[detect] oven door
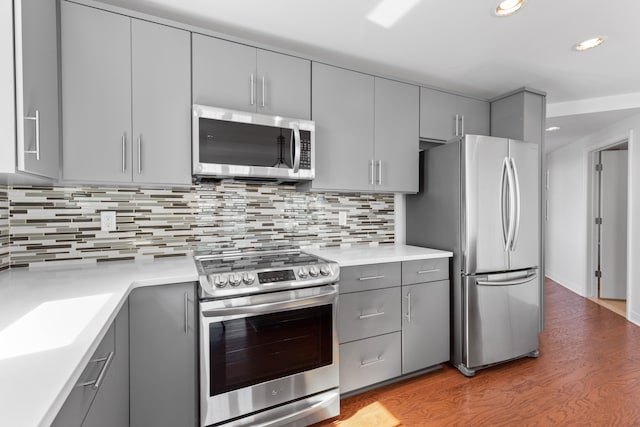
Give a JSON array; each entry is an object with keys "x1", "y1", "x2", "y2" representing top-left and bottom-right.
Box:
[{"x1": 200, "y1": 284, "x2": 339, "y2": 427}]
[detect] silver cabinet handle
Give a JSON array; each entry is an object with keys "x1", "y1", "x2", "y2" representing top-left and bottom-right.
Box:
[
  {"x1": 417, "y1": 269, "x2": 440, "y2": 274},
  {"x1": 377, "y1": 160, "x2": 382, "y2": 185},
  {"x1": 455, "y1": 114, "x2": 459, "y2": 136},
  {"x1": 137, "y1": 136, "x2": 142, "y2": 174},
  {"x1": 121, "y1": 134, "x2": 126, "y2": 172},
  {"x1": 360, "y1": 356, "x2": 385, "y2": 368},
  {"x1": 405, "y1": 292, "x2": 411, "y2": 322},
  {"x1": 76, "y1": 351, "x2": 115, "y2": 390},
  {"x1": 261, "y1": 76, "x2": 265, "y2": 107},
  {"x1": 358, "y1": 275, "x2": 385, "y2": 281},
  {"x1": 23, "y1": 110, "x2": 41, "y2": 160},
  {"x1": 250, "y1": 74, "x2": 255, "y2": 105},
  {"x1": 359, "y1": 311, "x2": 385, "y2": 319},
  {"x1": 369, "y1": 160, "x2": 375, "y2": 185},
  {"x1": 460, "y1": 115, "x2": 465, "y2": 135},
  {"x1": 184, "y1": 292, "x2": 189, "y2": 334}
]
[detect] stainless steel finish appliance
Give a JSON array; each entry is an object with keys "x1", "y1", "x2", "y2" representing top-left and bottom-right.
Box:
[
  {"x1": 195, "y1": 248, "x2": 340, "y2": 427},
  {"x1": 407, "y1": 134, "x2": 540, "y2": 377},
  {"x1": 193, "y1": 105, "x2": 315, "y2": 181}
]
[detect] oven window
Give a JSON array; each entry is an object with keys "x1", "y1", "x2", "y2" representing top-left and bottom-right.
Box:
[{"x1": 208, "y1": 304, "x2": 332, "y2": 396}]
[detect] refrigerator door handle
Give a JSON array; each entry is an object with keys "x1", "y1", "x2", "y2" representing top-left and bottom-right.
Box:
[
  {"x1": 510, "y1": 157, "x2": 522, "y2": 251},
  {"x1": 500, "y1": 157, "x2": 510, "y2": 251},
  {"x1": 477, "y1": 271, "x2": 537, "y2": 287},
  {"x1": 505, "y1": 156, "x2": 517, "y2": 252}
]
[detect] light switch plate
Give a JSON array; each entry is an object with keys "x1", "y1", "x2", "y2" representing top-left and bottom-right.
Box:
[{"x1": 100, "y1": 211, "x2": 116, "y2": 232}]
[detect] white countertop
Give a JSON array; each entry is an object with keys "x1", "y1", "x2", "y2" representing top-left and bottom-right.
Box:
[
  {"x1": 306, "y1": 244, "x2": 452, "y2": 267},
  {"x1": 0, "y1": 257, "x2": 198, "y2": 427}
]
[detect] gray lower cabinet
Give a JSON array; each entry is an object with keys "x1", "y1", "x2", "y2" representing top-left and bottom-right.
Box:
[
  {"x1": 62, "y1": 1, "x2": 191, "y2": 185},
  {"x1": 420, "y1": 86, "x2": 489, "y2": 141},
  {"x1": 13, "y1": 0, "x2": 59, "y2": 178},
  {"x1": 310, "y1": 63, "x2": 419, "y2": 193},
  {"x1": 192, "y1": 34, "x2": 311, "y2": 119},
  {"x1": 401, "y1": 280, "x2": 449, "y2": 374},
  {"x1": 338, "y1": 287, "x2": 401, "y2": 344},
  {"x1": 52, "y1": 303, "x2": 129, "y2": 427},
  {"x1": 129, "y1": 282, "x2": 197, "y2": 427}
]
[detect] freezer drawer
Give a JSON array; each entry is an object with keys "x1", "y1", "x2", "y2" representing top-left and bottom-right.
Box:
[{"x1": 464, "y1": 270, "x2": 539, "y2": 369}]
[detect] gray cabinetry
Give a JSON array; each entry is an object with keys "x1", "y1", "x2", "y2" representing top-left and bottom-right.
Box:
[
  {"x1": 52, "y1": 303, "x2": 129, "y2": 427},
  {"x1": 338, "y1": 287, "x2": 401, "y2": 343},
  {"x1": 193, "y1": 34, "x2": 310, "y2": 119},
  {"x1": 311, "y1": 62, "x2": 374, "y2": 192},
  {"x1": 129, "y1": 282, "x2": 197, "y2": 427},
  {"x1": 374, "y1": 78, "x2": 419, "y2": 193},
  {"x1": 62, "y1": 2, "x2": 191, "y2": 185},
  {"x1": 420, "y1": 87, "x2": 489, "y2": 141},
  {"x1": 311, "y1": 63, "x2": 419, "y2": 193},
  {"x1": 401, "y1": 279, "x2": 449, "y2": 374},
  {"x1": 13, "y1": 0, "x2": 59, "y2": 178}
]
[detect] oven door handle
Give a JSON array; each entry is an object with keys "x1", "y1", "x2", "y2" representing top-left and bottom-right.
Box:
[{"x1": 200, "y1": 285, "x2": 338, "y2": 317}]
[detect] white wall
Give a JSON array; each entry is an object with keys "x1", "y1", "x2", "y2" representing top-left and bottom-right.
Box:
[
  {"x1": 1, "y1": 0, "x2": 16, "y2": 173},
  {"x1": 545, "y1": 112, "x2": 640, "y2": 325}
]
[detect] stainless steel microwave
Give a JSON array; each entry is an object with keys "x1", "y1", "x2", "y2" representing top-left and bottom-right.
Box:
[{"x1": 192, "y1": 105, "x2": 315, "y2": 181}]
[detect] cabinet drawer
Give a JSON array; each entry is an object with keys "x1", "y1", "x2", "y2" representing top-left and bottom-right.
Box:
[
  {"x1": 402, "y1": 258, "x2": 449, "y2": 285},
  {"x1": 338, "y1": 287, "x2": 401, "y2": 343},
  {"x1": 340, "y1": 263, "x2": 401, "y2": 294},
  {"x1": 52, "y1": 322, "x2": 116, "y2": 427},
  {"x1": 339, "y1": 332, "x2": 401, "y2": 394}
]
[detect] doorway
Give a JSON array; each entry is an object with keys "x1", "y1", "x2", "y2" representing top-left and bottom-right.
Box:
[{"x1": 589, "y1": 141, "x2": 629, "y2": 317}]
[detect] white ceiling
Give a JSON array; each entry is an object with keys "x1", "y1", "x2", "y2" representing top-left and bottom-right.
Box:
[{"x1": 98, "y1": 0, "x2": 640, "y2": 151}]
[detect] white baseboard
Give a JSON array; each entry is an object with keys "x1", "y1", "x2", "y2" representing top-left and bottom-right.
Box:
[
  {"x1": 628, "y1": 310, "x2": 640, "y2": 327},
  {"x1": 545, "y1": 271, "x2": 587, "y2": 297}
]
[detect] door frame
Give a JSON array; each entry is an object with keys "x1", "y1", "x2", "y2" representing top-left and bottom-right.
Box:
[{"x1": 587, "y1": 139, "x2": 630, "y2": 305}]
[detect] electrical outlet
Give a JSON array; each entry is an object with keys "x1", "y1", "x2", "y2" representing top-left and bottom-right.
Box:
[
  {"x1": 338, "y1": 211, "x2": 347, "y2": 226},
  {"x1": 100, "y1": 211, "x2": 116, "y2": 232}
]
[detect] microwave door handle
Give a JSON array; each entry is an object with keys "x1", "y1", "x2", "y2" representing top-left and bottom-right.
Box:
[{"x1": 291, "y1": 124, "x2": 301, "y2": 173}]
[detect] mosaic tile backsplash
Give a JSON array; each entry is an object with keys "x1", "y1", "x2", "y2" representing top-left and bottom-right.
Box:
[
  {"x1": 4, "y1": 182, "x2": 394, "y2": 268},
  {"x1": 0, "y1": 186, "x2": 8, "y2": 271}
]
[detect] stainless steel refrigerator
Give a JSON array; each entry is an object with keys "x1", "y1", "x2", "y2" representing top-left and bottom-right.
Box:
[{"x1": 407, "y1": 134, "x2": 540, "y2": 377}]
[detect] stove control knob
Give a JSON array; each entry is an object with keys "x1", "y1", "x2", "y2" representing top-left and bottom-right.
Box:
[
  {"x1": 309, "y1": 266, "x2": 320, "y2": 277},
  {"x1": 298, "y1": 267, "x2": 309, "y2": 278},
  {"x1": 243, "y1": 273, "x2": 255, "y2": 285},
  {"x1": 319, "y1": 265, "x2": 331, "y2": 276},
  {"x1": 229, "y1": 273, "x2": 242, "y2": 287},
  {"x1": 212, "y1": 274, "x2": 228, "y2": 288}
]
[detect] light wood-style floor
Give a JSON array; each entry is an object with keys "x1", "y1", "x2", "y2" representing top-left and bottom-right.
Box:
[
  {"x1": 588, "y1": 297, "x2": 627, "y2": 318},
  {"x1": 313, "y1": 278, "x2": 640, "y2": 426}
]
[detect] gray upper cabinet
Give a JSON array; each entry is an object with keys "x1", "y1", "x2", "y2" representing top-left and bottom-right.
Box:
[
  {"x1": 420, "y1": 87, "x2": 489, "y2": 141},
  {"x1": 374, "y1": 78, "x2": 419, "y2": 193},
  {"x1": 62, "y1": 2, "x2": 191, "y2": 185},
  {"x1": 62, "y1": 2, "x2": 132, "y2": 183},
  {"x1": 131, "y1": 20, "x2": 191, "y2": 185},
  {"x1": 129, "y1": 283, "x2": 197, "y2": 427},
  {"x1": 14, "y1": 0, "x2": 60, "y2": 178},
  {"x1": 193, "y1": 34, "x2": 311, "y2": 119},
  {"x1": 311, "y1": 62, "x2": 374, "y2": 192}
]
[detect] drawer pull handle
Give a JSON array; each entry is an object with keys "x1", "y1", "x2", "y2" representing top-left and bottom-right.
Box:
[
  {"x1": 359, "y1": 311, "x2": 385, "y2": 319},
  {"x1": 417, "y1": 269, "x2": 440, "y2": 274},
  {"x1": 360, "y1": 356, "x2": 385, "y2": 368},
  {"x1": 75, "y1": 351, "x2": 115, "y2": 390},
  {"x1": 358, "y1": 275, "x2": 385, "y2": 281}
]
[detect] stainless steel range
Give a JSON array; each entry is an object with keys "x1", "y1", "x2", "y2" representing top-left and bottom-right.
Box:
[{"x1": 195, "y1": 248, "x2": 340, "y2": 427}]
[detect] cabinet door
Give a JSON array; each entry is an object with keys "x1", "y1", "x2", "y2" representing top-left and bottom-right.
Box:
[
  {"x1": 419, "y1": 87, "x2": 460, "y2": 141},
  {"x1": 132, "y1": 20, "x2": 191, "y2": 185},
  {"x1": 14, "y1": 0, "x2": 59, "y2": 178},
  {"x1": 311, "y1": 63, "x2": 374, "y2": 192},
  {"x1": 61, "y1": 2, "x2": 131, "y2": 182},
  {"x1": 401, "y1": 280, "x2": 449, "y2": 374},
  {"x1": 192, "y1": 34, "x2": 256, "y2": 111},
  {"x1": 457, "y1": 95, "x2": 490, "y2": 137},
  {"x1": 374, "y1": 78, "x2": 419, "y2": 193},
  {"x1": 83, "y1": 302, "x2": 129, "y2": 427},
  {"x1": 130, "y1": 283, "x2": 197, "y2": 427},
  {"x1": 0, "y1": 0, "x2": 15, "y2": 173},
  {"x1": 256, "y1": 49, "x2": 310, "y2": 119}
]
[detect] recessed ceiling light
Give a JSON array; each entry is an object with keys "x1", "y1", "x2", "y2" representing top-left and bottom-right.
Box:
[
  {"x1": 574, "y1": 37, "x2": 606, "y2": 51},
  {"x1": 495, "y1": 0, "x2": 525, "y2": 17},
  {"x1": 367, "y1": 0, "x2": 421, "y2": 29},
  {"x1": 546, "y1": 126, "x2": 561, "y2": 132}
]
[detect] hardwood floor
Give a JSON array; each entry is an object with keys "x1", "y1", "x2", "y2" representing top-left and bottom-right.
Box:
[
  {"x1": 314, "y1": 278, "x2": 640, "y2": 426},
  {"x1": 588, "y1": 297, "x2": 627, "y2": 318}
]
